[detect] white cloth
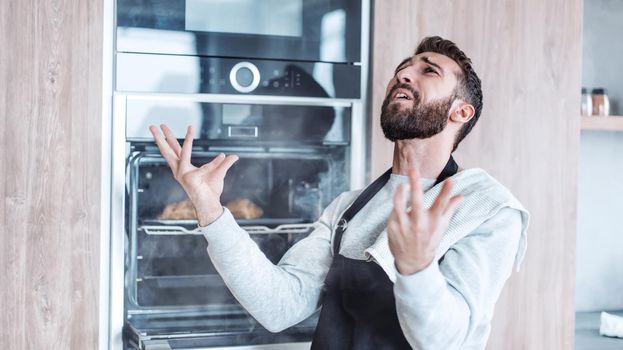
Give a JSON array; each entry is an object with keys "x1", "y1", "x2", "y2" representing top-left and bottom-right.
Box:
[
  {"x1": 365, "y1": 167, "x2": 529, "y2": 283},
  {"x1": 600, "y1": 312, "x2": 623, "y2": 338},
  {"x1": 200, "y1": 167, "x2": 530, "y2": 349}
]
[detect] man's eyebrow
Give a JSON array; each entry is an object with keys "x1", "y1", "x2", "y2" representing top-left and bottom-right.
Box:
[
  {"x1": 394, "y1": 57, "x2": 413, "y2": 75},
  {"x1": 421, "y1": 56, "x2": 444, "y2": 74}
]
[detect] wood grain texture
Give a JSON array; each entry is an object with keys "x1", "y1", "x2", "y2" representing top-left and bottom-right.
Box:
[
  {"x1": 370, "y1": 1, "x2": 581, "y2": 349},
  {"x1": 0, "y1": 0, "x2": 103, "y2": 348}
]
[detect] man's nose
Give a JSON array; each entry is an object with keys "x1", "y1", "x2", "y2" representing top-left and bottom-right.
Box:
[{"x1": 397, "y1": 70, "x2": 413, "y2": 84}]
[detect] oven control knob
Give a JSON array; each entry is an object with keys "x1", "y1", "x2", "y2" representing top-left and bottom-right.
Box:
[{"x1": 229, "y1": 62, "x2": 260, "y2": 93}]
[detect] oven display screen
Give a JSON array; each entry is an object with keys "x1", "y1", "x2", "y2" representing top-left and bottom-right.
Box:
[
  {"x1": 185, "y1": 0, "x2": 303, "y2": 37},
  {"x1": 222, "y1": 104, "x2": 253, "y2": 125}
]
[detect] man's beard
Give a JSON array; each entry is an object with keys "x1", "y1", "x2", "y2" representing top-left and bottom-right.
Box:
[{"x1": 380, "y1": 84, "x2": 455, "y2": 142}]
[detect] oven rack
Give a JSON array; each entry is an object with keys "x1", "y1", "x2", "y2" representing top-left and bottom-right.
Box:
[{"x1": 140, "y1": 223, "x2": 316, "y2": 236}]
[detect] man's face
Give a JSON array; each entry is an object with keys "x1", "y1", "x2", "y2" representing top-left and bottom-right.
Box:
[{"x1": 381, "y1": 52, "x2": 462, "y2": 142}]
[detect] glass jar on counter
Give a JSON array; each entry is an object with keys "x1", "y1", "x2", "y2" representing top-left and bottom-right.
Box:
[
  {"x1": 591, "y1": 88, "x2": 610, "y2": 116},
  {"x1": 581, "y1": 88, "x2": 592, "y2": 116}
]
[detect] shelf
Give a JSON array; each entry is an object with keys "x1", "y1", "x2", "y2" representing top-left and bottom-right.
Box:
[
  {"x1": 140, "y1": 223, "x2": 315, "y2": 236},
  {"x1": 581, "y1": 116, "x2": 623, "y2": 131}
]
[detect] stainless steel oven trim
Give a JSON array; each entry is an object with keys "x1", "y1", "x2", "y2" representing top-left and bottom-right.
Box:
[
  {"x1": 134, "y1": 151, "x2": 338, "y2": 160},
  {"x1": 110, "y1": 95, "x2": 127, "y2": 350},
  {"x1": 139, "y1": 332, "x2": 311, "y2": 350},
  {"x1": 138, "y1": 343, "x2": 312, "y2": 350},
  {"x1": 350, "y1": 100, "x2": 366, "y2": 190},
  {"x1": 127, "y1": 304, "x2": 246, "y2": 316},
  {"x1": 127, "y1": 150, "x2": 143, "y2": 307},
  {"x1": 201, "y1": 343, "x2": 311, "y2": 350},
  {"x1": 140, "y1": 337, "x2": 312, "y2": 350},
  {"x1": 101, "y1": 0, "x2": 114, "y2": 349},
  {"x1": 122, "y1": 92, "x2": 355, "y2": 107},
  {"x1": 145, "y1": 343, "x2": 312, "y2": 350},
  {"x1": 360, "y1": 0, "x2": 371, "y2": 185},
  {"x1": 126, "y1": 300, "x2": 259, "y2": 316}
]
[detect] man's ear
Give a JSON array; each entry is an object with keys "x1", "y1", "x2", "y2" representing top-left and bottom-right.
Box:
[{"x1": 450, "y1": 102, "x2": 475, "y2": 124}]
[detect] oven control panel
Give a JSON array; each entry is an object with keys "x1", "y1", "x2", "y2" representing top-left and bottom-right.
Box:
[{"x1": 116, "y1": 53, "x2": 360, "y2": 98}]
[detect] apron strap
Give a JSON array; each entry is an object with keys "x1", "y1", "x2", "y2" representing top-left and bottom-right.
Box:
[{"x1": 332, "y1": 155, "x2": 459, "y2": 256}]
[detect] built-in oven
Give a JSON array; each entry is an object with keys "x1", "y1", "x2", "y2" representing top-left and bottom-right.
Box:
[
  {"x1": 109, "y1": 1, "x2": 370, "y2": 349},
  {"x1": 112, "y1": 94, "x2": 367, "y2": 349}
]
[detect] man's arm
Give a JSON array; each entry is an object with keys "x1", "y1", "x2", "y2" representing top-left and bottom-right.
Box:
[
  {"x1": 394, "y1": 207, "x2": 522, "y2": 349},
  {"x1": 200, "y1": 193, "x2": 349, "y2": 333}
]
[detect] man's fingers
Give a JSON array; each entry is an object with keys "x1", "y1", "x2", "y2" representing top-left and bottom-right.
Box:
[
  {"x1": 430, "y1": 179, "x2": 454, "y2": 216},
  {"x1": 198, "y1": 153, "x2": 226, "y2": 174},
  {"x1": 443, "y1": 195, "x2": 464, "y2": 217},
  {"x1": 387, "y1": 211, "x2": 398, "y2": 233},
  {"x1": 408, "y1": 168, "x2": 424, "y2": 217},
  {"x1": 213, "y1": 155, "x2": 239, "y2": 178},
  {"x1": 150, "y1": 125, "x2": 179, "y2": 172},
  {"x1": 392, "y1": 183, "x2": 406, "y2": 215},
  {"x1": 160, "y1": 124, "x2": 183, "y2": 157},
  {"x1": 180, "y1": 126, "x2": 194, "y2": 166},
  {"x1": 392, "y1": 183, "x2": 411, "y2": 236},
  {"x1": 387, "y1": 212, "x2": 402, "y2": 241}
]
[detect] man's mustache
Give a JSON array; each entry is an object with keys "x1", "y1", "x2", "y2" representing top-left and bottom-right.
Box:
[{"x1": 387, "y1": 83, "x2": 420, "y2": 104}]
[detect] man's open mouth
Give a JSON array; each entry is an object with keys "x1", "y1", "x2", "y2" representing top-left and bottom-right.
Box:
[{"x1": 392, "y1": 88, "x2": 414, "y2": 101}]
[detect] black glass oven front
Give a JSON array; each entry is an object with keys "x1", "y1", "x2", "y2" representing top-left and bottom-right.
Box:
[{"x1": 117, "y1": 0, "x2": 362, "y2": 63}]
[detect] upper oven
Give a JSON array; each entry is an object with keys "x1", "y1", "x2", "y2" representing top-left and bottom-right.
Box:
[{"x1": 116, "y1": 0, "x2": 362, "y2": 63}]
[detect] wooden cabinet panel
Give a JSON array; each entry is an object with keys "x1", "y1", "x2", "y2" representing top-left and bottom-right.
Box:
[
  {"x1": 370, "y1": 1, "x2": 581, "y2": 349},
  {"x1": 0, "y1": 0, "x2": 103, "y2": 348}
]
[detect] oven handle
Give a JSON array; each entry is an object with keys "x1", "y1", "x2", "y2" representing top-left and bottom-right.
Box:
[{"x1": 122, "y1": 92, "x2": 354, "y2": 108}]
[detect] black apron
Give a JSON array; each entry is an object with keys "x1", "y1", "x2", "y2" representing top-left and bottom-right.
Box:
[{"x1": 310, "y1": 156, "x2": 459, "y2": 350}]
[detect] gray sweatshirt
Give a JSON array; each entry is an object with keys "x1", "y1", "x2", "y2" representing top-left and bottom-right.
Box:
[{"x1": 201, "y1": 168, "x2": 530, "y2": 349}]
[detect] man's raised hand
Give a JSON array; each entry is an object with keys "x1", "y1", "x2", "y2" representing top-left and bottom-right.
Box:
[
  {"x1": 387, "y1": 168, "x2": 463, "y2": 275},
  {"x1": 149, "y1": 124, "x2": 238, "y2": 226}
]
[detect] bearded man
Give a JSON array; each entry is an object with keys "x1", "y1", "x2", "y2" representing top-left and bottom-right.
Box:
[{"x1": 149, "y1": 36, "x2": 530, "y2": 350}]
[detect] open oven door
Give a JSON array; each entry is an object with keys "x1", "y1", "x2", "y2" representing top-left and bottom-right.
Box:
[{"x1": 123, "y1": 147, "x2": 347, "y2": 349}]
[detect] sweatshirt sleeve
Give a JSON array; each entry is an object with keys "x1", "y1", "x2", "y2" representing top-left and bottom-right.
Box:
[
  {"x1": 393, "y1": 207, "x2": 523, "y2": 349},
  {"x1": 199, "y1": 193, "x2": 349, "y2": 333}
]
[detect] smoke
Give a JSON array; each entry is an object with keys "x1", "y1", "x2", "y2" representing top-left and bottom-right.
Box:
[{"x1": 127, "y1": 151, "x2": 349, "y2": 343}]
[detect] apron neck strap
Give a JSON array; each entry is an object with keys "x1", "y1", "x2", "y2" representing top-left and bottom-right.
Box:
[{"x1": 332, "y1": 155, "x2": 459, "y2": 256}]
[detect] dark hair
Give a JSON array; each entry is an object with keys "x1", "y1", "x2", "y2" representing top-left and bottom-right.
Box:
[{"x1": 413, "y1": 36, "x2": 483, "y2": 152}]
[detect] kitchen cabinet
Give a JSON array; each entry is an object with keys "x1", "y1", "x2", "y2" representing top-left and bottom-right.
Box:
[
  {"x1": 0, "y1": 0, "x2": 104, "y2": 349},
  {"x1": 370, "y1": 1, "x2": 581, "y2": 349}
]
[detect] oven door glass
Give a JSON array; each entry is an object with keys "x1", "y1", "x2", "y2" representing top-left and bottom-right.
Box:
[
  {"x1": 116, "y1": 0, "x2": 362, "y2": 63},
  {"x1": 124, "y1": 148, "x2": 348, "y2": 348}
]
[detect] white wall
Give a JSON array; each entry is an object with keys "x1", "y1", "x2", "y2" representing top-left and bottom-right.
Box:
[
  {"x1": 583, "y1": 0, "x2": 623, "y2": 115},
  {"x1": 576, "y1": 130, "x2": 623, "y2": 311}
]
